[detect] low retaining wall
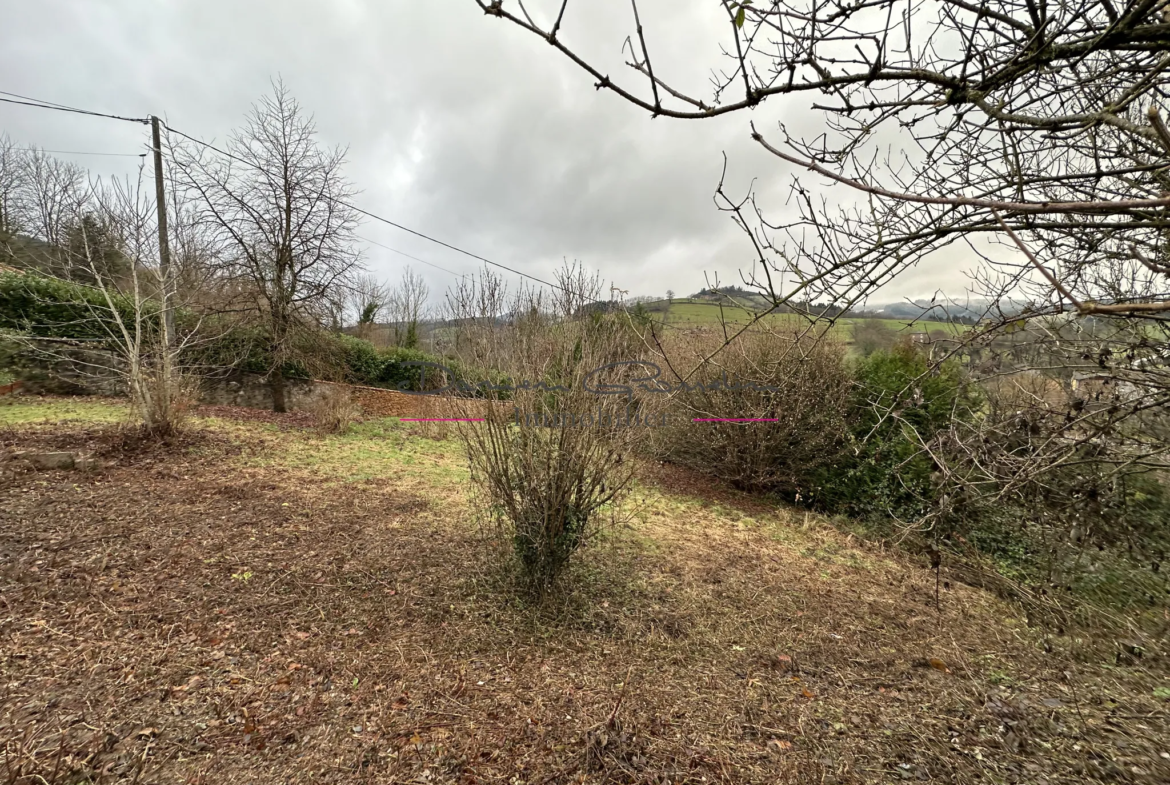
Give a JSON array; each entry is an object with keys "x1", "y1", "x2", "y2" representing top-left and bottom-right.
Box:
[
  {"x1": 199, "y1": 372, "x2": 317, "y2": 410},
  {"x1": 201, "y1": 373, "x2": 494, "y2": 419},
  {"x1": 5, "y1": 355, "x2": 492, "y2": 420},
  {"x1": 7, "y1": 346, "x2": 127, "y2": 396}
]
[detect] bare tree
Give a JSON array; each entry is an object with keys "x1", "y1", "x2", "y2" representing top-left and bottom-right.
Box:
[
  {"x1": 475, "y1": 0, "x2": 1170, "y2": 542},
  {"x1": 387, "y1": 266, "x2": 429, "y2": 348},
  {"x1": 551, "y1": 258, "x2": 604, "y2": 319},
  {"x1": 442, "y1": 265, "x2": 510, "y2": 359},
  {"x1": 0, "y1": 134, "x2": 24, "y2": 242},
  {"x1": 346, "y1": 272, "x2": 392, "y2": 341},
  {"x1": 12, "y1": 147, "x2": 85, "y2": 272},
  {"x1": 474, "y1": 0, "x2": 1170, "y2": 333},
  {"x1": 172, "y1": 79, "x2": 361, "y2": 411},
  {"x1": 7, "y1": 163, "x2": 207, "y2": 436}
]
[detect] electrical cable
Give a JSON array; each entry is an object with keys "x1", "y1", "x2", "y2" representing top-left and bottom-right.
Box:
[
  {"x1": 161, "y1": 121, "x2": 571, "y2": 293},
  {"x1": 0, "y1": 90, "x2": 149, "y2": 125}
]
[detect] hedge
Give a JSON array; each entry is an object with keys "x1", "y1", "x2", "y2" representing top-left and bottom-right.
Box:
[
  {"x1": 0, "y1": 269, "x2": 156, "y2": 344},
  {"x1": 1, "y1": 268, "x2": 503, "y2": 397}
]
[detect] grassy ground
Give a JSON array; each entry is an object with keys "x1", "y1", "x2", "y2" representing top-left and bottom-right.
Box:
[
  {"x1": 1, "y1": 396, "x2": 1167, "y2": 784},
  {"x1": 644, "y1": 300, "x2": 968, "y2": 336}
]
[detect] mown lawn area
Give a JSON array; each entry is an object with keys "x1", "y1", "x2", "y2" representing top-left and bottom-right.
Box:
[{"x1": 0, "y1": 396, "x2": 1166, "y2": 784}]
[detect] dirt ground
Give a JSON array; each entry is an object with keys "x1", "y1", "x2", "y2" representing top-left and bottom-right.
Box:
[{"x1": 0, "y1": 397, "x2": 1167, "y2": 784}]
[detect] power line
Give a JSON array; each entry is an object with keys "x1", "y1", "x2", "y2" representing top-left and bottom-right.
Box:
[
  {"x1": 345, "y1": 203, "x2": 565, "y2": 293},
  {"x1": 0, "y1": 89, "x2": 77, "y2": 110},
  {"x1": 357, "y1": 235, "x2": 465, "y2": 279},
  {"x1": 0, "y1": 89, "x2": 149, "y2": 125},
  {"x1": 161, "y1": 121, "x2": 572, "y2": 294},
  {"x1": 8, "y1": 144, "x2": 146, "y2": 158},
  {"x1": 4, "y1": 96, "x2": 587, "y2": 296}
]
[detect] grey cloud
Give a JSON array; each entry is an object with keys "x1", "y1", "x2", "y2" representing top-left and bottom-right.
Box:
[{"x1": 0, "y1": 0, "x2": 972, "y2": 304}]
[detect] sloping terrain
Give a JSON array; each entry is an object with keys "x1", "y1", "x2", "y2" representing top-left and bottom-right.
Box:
[{"x1": 0, "y1": 398, "x2": 1167, "y2": 784}]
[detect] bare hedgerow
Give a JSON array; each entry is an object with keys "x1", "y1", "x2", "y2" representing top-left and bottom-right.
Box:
[
  {"x1": 649, "y1": 327, "x2": 852, "y2": 499},
  {"x1": 447, "y1": 262, "x2": 647, "y2": 596}
]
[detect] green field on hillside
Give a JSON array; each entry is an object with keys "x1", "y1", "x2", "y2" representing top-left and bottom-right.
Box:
[{"x1": 642, "y1": 299, "x2": 969, "y2": 336}]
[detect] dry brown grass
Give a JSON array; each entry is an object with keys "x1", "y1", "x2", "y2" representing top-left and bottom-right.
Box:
[
  {"x1": 304, "y1": 386, "x2": 362, "y2": 434},
  {"x1": 0, "y1": 400, "x2": 1167, "y2": 784}
]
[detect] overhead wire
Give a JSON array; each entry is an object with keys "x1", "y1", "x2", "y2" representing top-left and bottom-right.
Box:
[
  {"x1": 7, "y1": 145, "x2": 146, "y2": 158},
  {"x1": 0, "y1": 89, "x2": 149, "y2": 125},
  {"x1": 2, "y1": 92, "x2": 576, "y2": 294},
  {"x1": 160, "y1": 121, "x2": 572, "y2": 294},
  {"x1": 357, "y1": 235, "x2": 465, "y2": 279}
]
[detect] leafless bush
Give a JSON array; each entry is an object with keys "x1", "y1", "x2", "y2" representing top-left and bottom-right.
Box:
[
  {"x1": 650, "y1": 328, "x2": 852, "y2": 498},
  {"x1": 851, "y1": 319, "x2": 897, "y2": 358},
  {"x1": 448, "y1": 263, "x2": 644, "y2": 594},
  {"x1": 306, "y1": 385, "x2": 361, "y2": 434}
]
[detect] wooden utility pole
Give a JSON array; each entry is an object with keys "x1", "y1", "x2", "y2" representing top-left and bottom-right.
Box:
[{"x1": 150, "y1": 115, "x2": 174, "y2": 344}]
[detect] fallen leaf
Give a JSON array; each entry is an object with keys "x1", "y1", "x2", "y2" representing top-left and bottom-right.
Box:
[{"x1": 928, "y1": 658, "x2": 951, "y2": 674}]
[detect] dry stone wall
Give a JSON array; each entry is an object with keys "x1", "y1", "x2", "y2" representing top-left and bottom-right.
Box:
[
  {"x1": 201, "y1": 373, "x2": 497, "y2": 419},
  {"x1": 7, "y1": 353, "x2": 496, "y2": 421}
]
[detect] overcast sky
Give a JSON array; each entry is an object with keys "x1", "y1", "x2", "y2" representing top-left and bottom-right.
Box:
[{"x1": 1, "y1": 0, "x2": 984, "y2": 307}]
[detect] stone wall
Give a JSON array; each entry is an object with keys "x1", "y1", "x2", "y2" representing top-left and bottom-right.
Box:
[
  {"x1": 10, "y1": 345, "x2": 127, "y2": 396},
  {"x1": 5, "y1": 350, "x2": 493, "y2": 420},
  {"x1": 200, "y1": 372, "x2": 495, "y2": 419},
  {"x1": 199, "y1": 372, "x2": 318, "y2": 410}
]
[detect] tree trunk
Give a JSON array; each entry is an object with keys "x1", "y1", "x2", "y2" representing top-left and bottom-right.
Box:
[{"x1": 270, "y1": 368, "x2": 287, "y2": 413}]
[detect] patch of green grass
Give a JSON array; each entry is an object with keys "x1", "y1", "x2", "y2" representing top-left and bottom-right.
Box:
[
  {"x1": 645, "y1": 299, "x2": 968, "y2": 337},
  {"x1": 234, "y1": 416, "x2": 468, "y2": 485},
  {"x1": 0, "y1": 396, "x2": 129, "y2": 425}
]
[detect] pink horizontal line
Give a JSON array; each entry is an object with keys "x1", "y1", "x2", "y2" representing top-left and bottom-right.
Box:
[
  {"x1": 693, "y1": 418, "x2": 779, "y2": 422},
  {"x1": 400, "y1": 418, "x2": 485, "y2": 422}
]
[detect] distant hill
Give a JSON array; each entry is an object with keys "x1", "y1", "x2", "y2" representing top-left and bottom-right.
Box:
[
  {"x1": 863, "y1": 298, "x2": 1016, "y2": 323},
  {"x1": 689, "y1": 287, "x2": 775, "y2": 310}
]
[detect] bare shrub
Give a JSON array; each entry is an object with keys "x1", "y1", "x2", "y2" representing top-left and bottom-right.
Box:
[
  {"x1": 448, "y1": 263, "x2": 644, "y2": 595},
  {"x1": 850, "y1": 319, "x2": 897, "y2": 357},
  {"x1": 132, "y1": 367, "x2": 200, "y2": 438},
  {"x1": 650, "y1": 328, "x2": 852, "y2": 498},
  {"x1": 307, "y1": 384, "x2": 361, "y2": 434}
]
